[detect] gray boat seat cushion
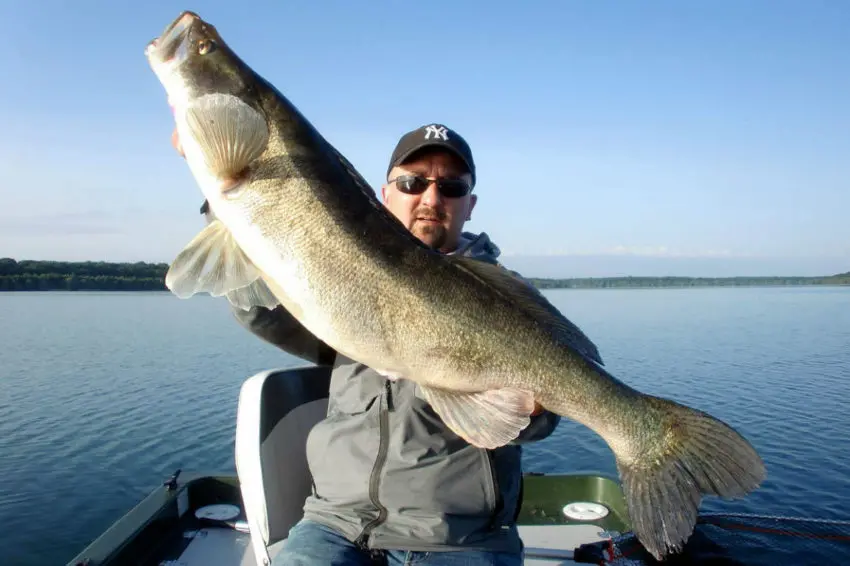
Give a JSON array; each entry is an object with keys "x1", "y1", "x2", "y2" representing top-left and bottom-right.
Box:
[{"x1": 235, "y1": 366, "x2": 331, "y2": 566}]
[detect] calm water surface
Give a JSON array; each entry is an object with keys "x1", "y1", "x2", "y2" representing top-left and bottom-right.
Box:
[{"x1": 1, "y1": 287, "x2": 849, "y2": 565}]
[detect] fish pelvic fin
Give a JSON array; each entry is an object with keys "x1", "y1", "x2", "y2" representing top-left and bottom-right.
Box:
[
  {"x1": 224, "y1": 277, "x2": 280, "y2": 311},
  {"x1": 166, "y1": 219, "x2": 280, "y2": 311},
  {"x1": 615, "y1": 396, "x2": 766, "y2": 561},
  {"x1": 417, "y1": 384, "x2": 535, "y2": 449},
  {"x1": 183, "y1": 93, "x2": 269, "y2": 190},
  {"x1": 448, "y1": 256, "x2": 604, "y2": 366}
]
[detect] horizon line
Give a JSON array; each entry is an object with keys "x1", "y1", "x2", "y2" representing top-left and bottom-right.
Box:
[{"x1": 2, "y1": 257, "x2": 847, "y2": 281}]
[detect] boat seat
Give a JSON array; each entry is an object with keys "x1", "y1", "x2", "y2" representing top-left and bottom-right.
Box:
[
  {"x1": 234, "y1": 365, "x2": 332, "y2": 566},
  {"x1": 234, "y1": 365, "x2": 603, "y2": 566}
]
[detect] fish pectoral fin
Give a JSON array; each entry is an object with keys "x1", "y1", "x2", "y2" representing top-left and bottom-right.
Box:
[
  {"x1": 448, "y1": 256, "x2": 604, "y2": 366},
  {"x1": 183, "y1": 93, "x2": 270, "y2": 188},
  {"x1": 417, "y1": 385, "x2": 535, "y2": 449},
  {"x1": 166, "y1": 220, "x2": 279, "y2": 311}
]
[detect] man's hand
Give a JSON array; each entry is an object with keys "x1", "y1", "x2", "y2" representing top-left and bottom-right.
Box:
[{"x1": 172, "y1": 127, "x2": 184, "y2": 157}]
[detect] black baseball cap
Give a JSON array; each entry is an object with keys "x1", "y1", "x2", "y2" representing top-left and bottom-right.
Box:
[{"x1": 386, "y1": 123, "x2": 476, "y2": 187}]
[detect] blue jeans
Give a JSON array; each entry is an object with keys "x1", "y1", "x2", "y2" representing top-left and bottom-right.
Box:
[{"x1": 272, "y1": 519, "x2": 522, "y2": 566}]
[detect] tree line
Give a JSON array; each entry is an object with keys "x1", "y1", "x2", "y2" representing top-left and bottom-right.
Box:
[
  {"x1": 1, "y1": 258, "x2": 848, "y2": 292},
  {"x1": 0, "y1": 259, "x2": 170, "y2": 292},
  {"x1": 527, "y1": 273, "x2": 850, "y2": 289}
]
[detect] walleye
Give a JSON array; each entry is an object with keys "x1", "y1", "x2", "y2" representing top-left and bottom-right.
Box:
[{"x1": 145, "y1": 11, "x2": 765, "y2": 561}]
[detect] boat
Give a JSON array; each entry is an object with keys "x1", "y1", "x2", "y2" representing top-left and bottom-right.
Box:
[
  {"x1": 65, "y1": 365, "x2": 630, "y2": 566},
  {"x1": 64, "y1": 471, "x2": 627, "y2": 566},
  {"x1": 66, "y1": 366, "x2": 850, "y2": 566}
]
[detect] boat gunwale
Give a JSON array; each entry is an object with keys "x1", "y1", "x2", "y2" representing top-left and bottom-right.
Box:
[{"x1": 66, "y1": 470, "x2": 234, "y2": 566}]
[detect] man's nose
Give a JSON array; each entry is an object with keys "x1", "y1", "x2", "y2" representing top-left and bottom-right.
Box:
[{"x1": 420, "y1": 180, "x2": 443, "y2": 207}]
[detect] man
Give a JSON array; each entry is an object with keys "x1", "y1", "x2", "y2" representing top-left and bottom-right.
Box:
[{"x1": 176, "y1": 123, "x2": 561, "y2": 565}]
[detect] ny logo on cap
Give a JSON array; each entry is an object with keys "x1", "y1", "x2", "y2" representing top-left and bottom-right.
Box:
[{"x1": 423, "y1": 125, "x2": 449, "y2": 141}]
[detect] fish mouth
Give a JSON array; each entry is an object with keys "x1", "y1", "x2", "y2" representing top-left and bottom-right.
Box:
[{"x1": 145, "y1": 11, "x2": 200, "y2": 66}]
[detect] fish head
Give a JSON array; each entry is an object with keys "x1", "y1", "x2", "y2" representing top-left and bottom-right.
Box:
[
  {"x1": 145, "y1": 11, "x2": 255, "y2": 111},
  {"x1": 145, "y1": 12, "x2": 275, "y2": 212}
]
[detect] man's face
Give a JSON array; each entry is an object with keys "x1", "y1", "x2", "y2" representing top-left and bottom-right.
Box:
[{"x1": 381, "y1": 149, "x2": 477, "y2": 252}]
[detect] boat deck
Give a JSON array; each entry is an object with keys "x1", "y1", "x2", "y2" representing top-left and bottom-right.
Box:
[
  {"x1": 139, "y1": 523, "x2": 607, "y2": 565},
  {"x1": 67, "y1": 473, "x2": 626, "y2": 566},
  {"x1": 161, "y1": 526, "x2": 255, "y2": 565}
]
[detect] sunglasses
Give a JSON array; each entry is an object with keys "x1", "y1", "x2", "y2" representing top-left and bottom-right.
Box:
[{"x1": 389, "y1": 174, "x2": 472, "y2": 198}]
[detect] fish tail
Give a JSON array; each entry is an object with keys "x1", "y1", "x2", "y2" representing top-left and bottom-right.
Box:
[{"x1": 614, "y1": 396, "x2": 765, "y2": 561}]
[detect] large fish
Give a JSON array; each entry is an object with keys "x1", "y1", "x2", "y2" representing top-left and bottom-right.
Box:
[{"x1": 145, "y1": 11, "x2": 765, "y2": 560}]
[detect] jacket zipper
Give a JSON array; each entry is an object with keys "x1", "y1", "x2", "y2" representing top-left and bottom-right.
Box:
[{"x1": 355, "y1": 380, "x2": 393, "y2": 548}]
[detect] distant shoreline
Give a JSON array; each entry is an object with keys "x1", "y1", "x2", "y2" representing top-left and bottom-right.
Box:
[
  {"x1": 2, "y1": 258, "x2": 848, "y2": 292},
  {"x1": 527, "y1": 275, "x2": 850, "y2": 289}
]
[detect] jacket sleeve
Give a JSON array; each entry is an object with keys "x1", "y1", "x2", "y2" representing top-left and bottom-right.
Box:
[
  {"x1": 230, "y1": 304, "x2": 337, "y2": 365},
  {"x1": 199, "y1": 200, "x2": 337, "y2": 365},
  {"x1": 510, "y1": 410, "x2": 561, "y2": 445}
]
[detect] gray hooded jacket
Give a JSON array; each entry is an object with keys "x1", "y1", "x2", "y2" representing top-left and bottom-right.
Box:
[{"x1": 229, "y1": 231, "x2": 560, "y2": 554}]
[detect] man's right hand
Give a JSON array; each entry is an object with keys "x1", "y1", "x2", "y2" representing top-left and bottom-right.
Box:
[{"x1": 172, "y1": 127, "x2": 185, "y2": 157}]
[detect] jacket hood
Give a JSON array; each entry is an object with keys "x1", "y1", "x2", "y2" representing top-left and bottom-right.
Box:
[{"x1": 450, "y1": 232, "x2": 502, "y2": 265}]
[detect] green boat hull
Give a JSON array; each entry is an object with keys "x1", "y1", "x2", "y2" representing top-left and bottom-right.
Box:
[{"x1": 519, "y1": 472, "x2": 630, "y2": 534}]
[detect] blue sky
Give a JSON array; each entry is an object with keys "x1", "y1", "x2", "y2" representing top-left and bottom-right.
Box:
[{"x1": 1, "y1": 1, "x2": 848, "y2": 277}]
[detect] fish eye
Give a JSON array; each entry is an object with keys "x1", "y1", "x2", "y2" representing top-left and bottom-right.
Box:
[{"x1": 198, "y1": 39, "x2": 216, "y2": 55}]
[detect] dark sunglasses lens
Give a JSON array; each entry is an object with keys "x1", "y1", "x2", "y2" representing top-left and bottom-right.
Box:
[
  {"x1": 395, "y1": 176, "x2": 470, "y2": 198},
  {"x1": 437, "y1": 180, "x2": 470, "y2": 198},
  {"x1": 397, "y1": 176, "x2": 428, "y2": 194}
]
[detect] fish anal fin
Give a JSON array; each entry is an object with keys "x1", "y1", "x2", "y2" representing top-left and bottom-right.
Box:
[
  {"x1": 418, "y1": 384, "x2": 535, "y2": 449},
  {"x1": 449, "y1": 256, "x2": 604, "y2": 365}
]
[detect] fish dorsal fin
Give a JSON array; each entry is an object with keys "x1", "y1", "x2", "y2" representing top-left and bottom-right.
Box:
[
  {"x1": 166, "y1": 219, "x2": 280, "y2": 311},
  {"x1": 332, "y1": 147, "x2": 436, "y2": 253},
  {"x1": 417, "y1": 384, "x2": 535, "y2": 449},
  {"x1": 449, "y1": 256, "x2": 604, "y2": 365},
  {"x1": 334, "y1": 149, "x2": 376, "y2": 199}
]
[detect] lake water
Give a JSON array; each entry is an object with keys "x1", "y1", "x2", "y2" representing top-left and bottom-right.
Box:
[{"x1": 1, "y1": 287, "x2": 849, "y2": 565}]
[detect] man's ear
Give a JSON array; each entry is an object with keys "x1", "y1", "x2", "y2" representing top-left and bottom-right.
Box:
[
  {"x1": 467, "y1": 194, "x2": 478, "y2": 220},
  {"x1": 381, "y1": 184, "x2": 389, "y2": 203}
]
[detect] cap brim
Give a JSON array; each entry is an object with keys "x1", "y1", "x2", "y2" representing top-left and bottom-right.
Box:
[{"x1": 392, "y1": 141, "x2": 475, "y2": 182}]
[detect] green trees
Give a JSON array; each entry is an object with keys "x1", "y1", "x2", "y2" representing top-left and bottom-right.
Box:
[
  {"x1": 527, "y1": 273, "x2": 850, "y2": 289},
  {"x1": 0, "y1": 259, "x2": 169, "y2": 291},
  {"x1": 0, "y1": 258, "x2": 847, "y2": 292}
]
